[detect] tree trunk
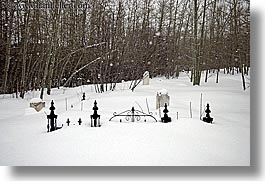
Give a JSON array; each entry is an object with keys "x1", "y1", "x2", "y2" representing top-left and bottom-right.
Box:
[
  {"x1": 193, "y1": 0, "x2": 200, "y2": 86},
  {"x1": 2, "y1": 2, "x2": 14, "y2": 94}
]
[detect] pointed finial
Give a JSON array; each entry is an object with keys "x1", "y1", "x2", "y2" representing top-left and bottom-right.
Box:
[
  {"x1": 163, "y1": 103, "x2": 169, "y2": 114},
  {"x1": 50, "y1": 100, "x2": 55, "y2": 111},
  {"x1": 93, "y1": 100, "x2": 98, "y2": 111}
]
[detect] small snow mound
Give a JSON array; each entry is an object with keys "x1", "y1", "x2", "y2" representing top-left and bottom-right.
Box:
[
  {"x1": 158, "y1": 89, "x2": 168, "y2": 95},
  {"x1": 30, "y1": 98, "x2": 42, "y2": 103},
  {"x1": 25, "y1": 107, "x2": 39, "y2": 115},
  {"x1": 155, "y1": 32, "x2": 161, "y2": 36}
]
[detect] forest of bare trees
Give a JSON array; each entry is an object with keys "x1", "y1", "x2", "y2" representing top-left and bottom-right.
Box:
[{"x1": 0, "y1": 0, "x2": 250, "y2": 99}]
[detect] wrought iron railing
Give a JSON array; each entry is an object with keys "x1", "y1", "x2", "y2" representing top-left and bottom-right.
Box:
[{"x1": 109, "y1": 107, "x2": 158, "y2": 122}]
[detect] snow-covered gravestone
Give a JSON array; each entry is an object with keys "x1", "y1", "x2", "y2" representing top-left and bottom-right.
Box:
[
  {"x1": 121, "y1": 80, "x2": 125, "y2": 90},
  {"x1": 30, "y1": 98, "x2": 45, "y2": 112},
  {"x1": 143, "y1": 71, "x2": 150, "y2": 85},
  {"x1": 156, "y1": 89, "x2": 170, "y2": 109}
]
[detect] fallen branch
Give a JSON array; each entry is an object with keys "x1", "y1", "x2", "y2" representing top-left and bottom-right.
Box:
[
  {"x1": 131, "y1": 79, "x2": 143, "y2": 92},
  {"x1": 59, "y1": 42, "x2": 106, "y2": 63},
  {"x1": 63, "y1": 49, "x2": 117, "y2": 88}
]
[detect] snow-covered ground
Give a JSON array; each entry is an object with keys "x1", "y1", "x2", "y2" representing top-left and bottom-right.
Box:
[{"x1": 0, "y1": 71, "x2": 250, "y2": 166}]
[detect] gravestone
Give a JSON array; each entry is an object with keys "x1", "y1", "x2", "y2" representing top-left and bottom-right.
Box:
[
  {"x1": 121, "y1": 80, "x2": 125, "y2": 90},
  {"x1": 30, "y1": 98, "x2": 45, "y2": 112},
  {"x1": 143, "y1": 71, "x2": 150, "y2": 85},
  {"x1": 156, "y1": 89, "x2": 170, "y2": 109}
]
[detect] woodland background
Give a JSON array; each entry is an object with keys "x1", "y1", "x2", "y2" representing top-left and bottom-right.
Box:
[{"x1": 0, "y1": 0, "x2": 250, "y2": 99}]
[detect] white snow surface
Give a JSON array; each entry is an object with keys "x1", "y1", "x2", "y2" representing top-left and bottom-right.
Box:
[
  {"x1": 158, "y1": 88, "x2": 168, "y2": 95},
  {"x1": 0, "y1": 72, "x2": 250, "y2": 166},
  {"x1": 29, "y1": 98, "x2": 43, "y2": 103}
]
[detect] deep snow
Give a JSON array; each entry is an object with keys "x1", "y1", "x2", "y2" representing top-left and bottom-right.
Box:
[{"x1": 0, "y1": 71, "x2": 250, "y2": 166}]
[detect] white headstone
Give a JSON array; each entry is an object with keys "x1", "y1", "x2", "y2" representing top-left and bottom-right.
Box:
[
  {"x1": 156, "y1": 89, "x2": 170, "y2": 109},
  {"x1": 143, "y1": 71, "x2": 150, "y2": 85},
  {"x1": 121, "y1": 80, "x2": 125, "y2": 90}
]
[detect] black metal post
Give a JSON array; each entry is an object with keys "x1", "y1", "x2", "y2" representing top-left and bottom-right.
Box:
[
  {"x1": 78, "y1": 118, "x2": 82, "y2": 125},
  {"x1": 90, "y1": 100, "x2": 100, "y2": 127},
  {"x1": 82, "y1": 92, "x2": 86, "y2": 101},
  {"x1": 66, "y1": 118, "x2": 70, "y2": 126},
  {"x1": 131, "y1": 107, "x2": 135, "y2": 122},
  {"x1": 47, "y1": 120, "x2": 50, "y2": 133},
  {"x1": 47, "y1": 100, "x2": 58, "y2": 132},
  {"x1": 202, "y1": 103, "x2": 213, "y2": 123},
  {"x1": 161, "y1": 103, "x2": 171, "y2": 123}
]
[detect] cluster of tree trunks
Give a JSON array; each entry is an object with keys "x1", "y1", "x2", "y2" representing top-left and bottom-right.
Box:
[{"x1": 0, "y1": 0, "x2": 250, "y2": 98}]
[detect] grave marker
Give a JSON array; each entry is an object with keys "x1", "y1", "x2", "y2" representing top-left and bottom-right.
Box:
[
  {"x1": 30, "y1": 98, "x2": 45, "y2": 112},
  {"x1": 143, "y1": 71, "x2": 150, "y2": 85},
  {"x1": 156, "y1": 89, "x2": 170, "y2": 109}
]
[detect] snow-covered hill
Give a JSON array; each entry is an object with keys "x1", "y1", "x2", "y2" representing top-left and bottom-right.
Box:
[{"x1": 0, "y1": 72, "x2": 250, "y2": 166}]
